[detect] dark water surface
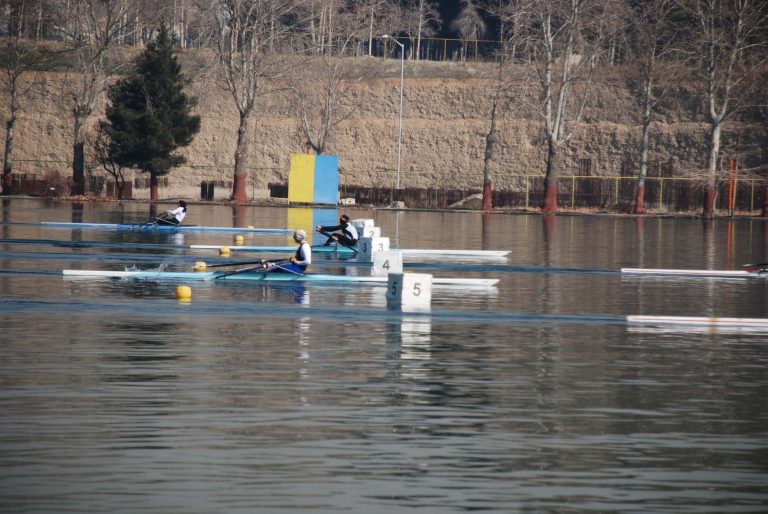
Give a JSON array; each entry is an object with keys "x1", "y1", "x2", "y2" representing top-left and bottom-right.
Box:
[{"x1": 1, "y1": 198, "x2": 767, "y2": 513}]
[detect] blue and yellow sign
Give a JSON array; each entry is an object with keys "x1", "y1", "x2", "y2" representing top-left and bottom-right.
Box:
[{"x1": 288, "y1": 154, "x2": 339, "y2": 205}]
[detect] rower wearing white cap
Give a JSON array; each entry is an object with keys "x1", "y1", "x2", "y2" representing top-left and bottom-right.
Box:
[{"x1": 263, "y1": 229, "x2": 311, "y2": 275}]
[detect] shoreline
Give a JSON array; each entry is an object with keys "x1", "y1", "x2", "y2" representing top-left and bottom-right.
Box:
[{"x1": 9, "y1": 194, "x2": 767, "y2": 220}]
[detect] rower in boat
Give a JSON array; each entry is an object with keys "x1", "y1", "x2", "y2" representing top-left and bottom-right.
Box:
[
  {"x1": 155, "y1": 200, "x2": 187, "y2": 226},
  {"x1": 316, "y1": 214, "x2": 358, "y2": 247},
  {"x1": 263, "y1": 229, "x2": 311, "y2": 275}
]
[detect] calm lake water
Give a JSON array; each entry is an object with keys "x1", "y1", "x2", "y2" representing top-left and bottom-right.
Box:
[{"x1": 1, "y1": 198, "x2": 767, "y2": 513}]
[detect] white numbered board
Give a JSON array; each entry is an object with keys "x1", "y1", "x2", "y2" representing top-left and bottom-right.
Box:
[
  {"x1": 356, "y1": 236, "x2": 390, "y2": 262},
  {"x1": 372, "y1": 251, "x2": 403, "y2": 277},
  {"x1": 386, "y1": 273, "x2": 433, "y2": 310}
]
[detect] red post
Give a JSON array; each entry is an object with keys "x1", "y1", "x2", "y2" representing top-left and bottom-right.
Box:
[{"x1": 728, "y1": 159, "x2": 734, "y2": 215}]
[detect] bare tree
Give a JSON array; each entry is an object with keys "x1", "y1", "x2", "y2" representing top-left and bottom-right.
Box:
[
  {"x1": 351, "y1": 0, "x2": 397, "y2": 56},
  {"x1": 88, "y1": 122, "x2": 128, "y2": 199},
  {"x1": 479, "y1": 0, "x2": 516, "y2": 211},
  {"x1": 293, "y1": 33, "x2": 380, "y2": 155},
  {"x1": 480, "y1": 69, "x2": 506, "y2": 211},
  {"x1": 170, "y1": 0, "x2": 191, "y2": 48},
  {"x1": 1, "y1": 0, "x2": 52, "y2": 194},
  {"x1": 127, "y1": 0, "x2": 176, "y2": 47},
  {"x1": 301, "y1": 0, "x2": 349, "y2": 55},
  {"x1": 626, "y1": 0, "x2": 677, "y2": 214},
  {"x1": 451, "y1": 0, "x2": 486, "y2": 61},
  {"x1": 677, "y1": 0, "x2": 768, "y2": 217},
  {"x1": 54, "y1": 0, "x2": 133, "y2": 196},
  {"x1": 286, "y1": 3, "x2": 381, "y2": 155},
  {"x1": 207, "y1": 0, "x2": 300, "y2": 204},
  {"x1": 758, "y1": 64, "x2": 768, "y2": 216},
  {"x1": 512, "y1": 0, "x2": 620, "y2": 213},
  {"x1": 400, "y1": 0, "x2": 441, "y2": 60}
]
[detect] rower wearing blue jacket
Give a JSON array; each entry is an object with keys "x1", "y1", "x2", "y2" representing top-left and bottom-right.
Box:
[
  {"x1": 316, "y1": 214, "x2": 358, "y2": 247},
  {"x1": 263, "y1": 229, "x2": 311, "y2": 275}
]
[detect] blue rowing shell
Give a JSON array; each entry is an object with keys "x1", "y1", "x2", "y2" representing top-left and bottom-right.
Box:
[
  {"x1": 61, "y1": 269, "x2": 499, "y2": 287},
  {"x1": 41, "y1": 222, "x2": 291, "y2": 234}
]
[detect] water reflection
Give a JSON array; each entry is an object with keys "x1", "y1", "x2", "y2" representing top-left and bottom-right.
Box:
[
  {"x1": 703, "y1": 219, "x2": 715, "y2": 269},
  {"x1": 296, "y1": 314, "x2": 312, "y2": 407},
  {"x1": 385, "y1": 314, "x2": 434, "y2": 403},
  {"x1": 542, "y1": 214, "x2": 556, "y2": 248},
  {"x1": 725, "y1": 219, "x2": 734, "y2": 269},
  {"x1": 69, "y1": 202, "x2": 84, "y2": 242},
  {"x1": 397, "y1": 315, "x2": 432, "y2": 368},
  {"x1": 169, "y1": 232, "x2": 185, "y2": 248},
  {"x1": 70, "y1": 202, "x2": 84, "y2": 223},
  {"x1": 232, "y1": 204, "x2": 247, "y2": 227},
  {"x1": 1, "y1": 198, "x2": 10, "y2": 240},
  {"x1": 292, "y1": 285, "x2": 310, "y2": 305},
  {"x1": 481, "y1": 212, "x2": 492, "y2": 250}
]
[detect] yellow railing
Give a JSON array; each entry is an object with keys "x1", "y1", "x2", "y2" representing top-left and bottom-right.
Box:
[{"x1": 9, "y1": 160, "x2": 766, "y2": 211}]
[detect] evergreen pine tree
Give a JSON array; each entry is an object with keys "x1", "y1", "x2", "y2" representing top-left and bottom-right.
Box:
[{"x1": 103, "y1": 23, "x2": 200, "y2": 200}]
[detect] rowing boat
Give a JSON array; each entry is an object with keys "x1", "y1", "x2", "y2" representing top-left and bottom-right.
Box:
[
  {"x1": 62, "y1": 269, "x2": 499, "y2": 288},
  {"x1": 189, "y1": 244, "x2": 510, "y2": 259},
  {"x1": 621, "y1": 268, "x2": 766, "y2": 278},
  {"x1": 42, "y1": 222, "x2": 291, "y2": 234}
]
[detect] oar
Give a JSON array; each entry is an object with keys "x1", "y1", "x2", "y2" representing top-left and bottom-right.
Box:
[
  {"x1": 316, "y1": 229, "x2": 358, "y2": 254},
  {"x1": 743, "y1": 262, "x2": 768, "y2": 273},
  {"x1": 140, "y1": 215, "x2": 179, "y2": 228},
  {"x1": 213, "y1": 264, "x2": 267, "y2": 279},
  {"x1": 204, "y1": 258, "x2": 291, "y2": 269},
  {"x1": 269, "y1": 263, "x2": 304, "y2": 276},
  {"x1": 154, "y1": 218, "x2": 179, "y2": 227},
  {"x1": 139, "y1": 216, "x2": 161, "y2": 228},
  {"x1": 213, "y1": 260, "x2": 302, "y2": 279}
]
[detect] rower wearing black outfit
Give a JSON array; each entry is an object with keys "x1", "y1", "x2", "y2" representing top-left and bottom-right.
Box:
[{"x1": 316, "y1": 214, "x2": 358, "y2": 247}]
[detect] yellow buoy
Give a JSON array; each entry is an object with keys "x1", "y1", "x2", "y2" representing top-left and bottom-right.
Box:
[
  {"x1": 193, "y1": 261, "x2": 207, "y2": 272},
  {"x1": 219, "y1": 246, "x2": 230, "y2": 256},
  {"x1": 176, "y1": 285, "x2": 192, "y2": 301},
  {"x1": 234, "y1": 234, "x2": 244, "y2": 245}
]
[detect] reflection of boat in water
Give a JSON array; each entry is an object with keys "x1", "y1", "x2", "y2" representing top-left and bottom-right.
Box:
[
  {"x1": 62, "y1": 269, "x2": 499, "y2": 288},
  {"x1": 41, "y1": 221, "x2": 290, "y2": 234},
  {"x1": 621, "y1": 267, "x2": 767, "y2": 279},
  {"x1": 626, "y1": 315, "x2": 768, "y2": 334}
]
